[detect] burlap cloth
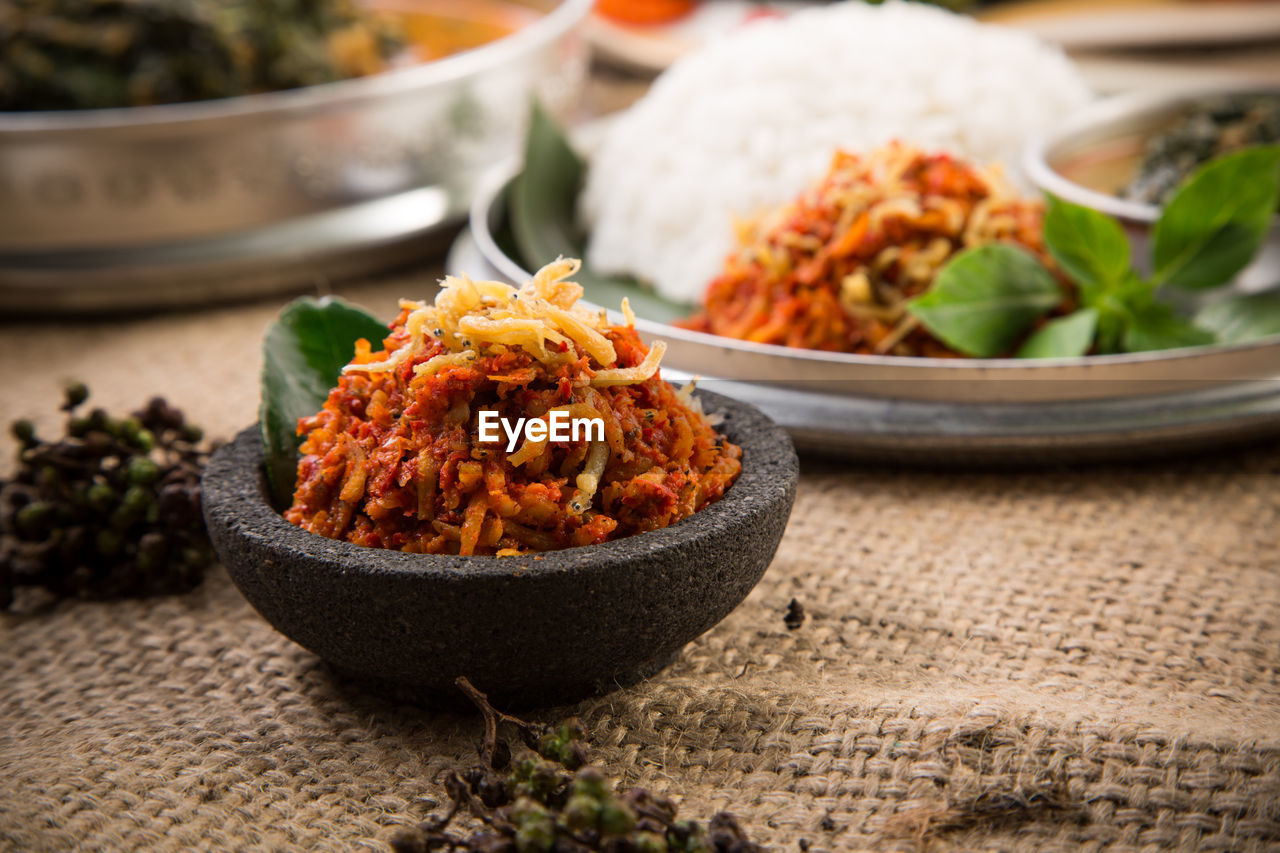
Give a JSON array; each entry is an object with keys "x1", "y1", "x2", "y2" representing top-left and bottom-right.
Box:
[{"x1": 2, "y1": 272, "x2": 1278, "y2": 853}]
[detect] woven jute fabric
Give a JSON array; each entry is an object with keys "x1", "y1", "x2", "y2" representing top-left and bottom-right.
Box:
[{"x1": 2, "y1": 277, "x2": 1279, "y2": 852}]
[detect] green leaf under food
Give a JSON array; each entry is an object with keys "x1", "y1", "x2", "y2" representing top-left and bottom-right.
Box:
[
  {"x1": 1043, "y1": 195, "x2": 1131, "y2": 300},
  {"x1": 1194, "y1": 291, "x2": 1280, "y2": 344},
  {"x1": 1151, "y1": 145, "x2": 1280, "y2": 291},
  {"x1": 907, "y1": 244, "x2": 1065, "y2": 358},
  {"x1": 1016, "y1": 308, "x2": 1099, "y2": 359},
  {"x1": 259, "y1": 297, "x2": 387, "y2": 510},
  {"x1": 509, "y1": 101, "x2": 688, "y2": 325},
  {"x1": 1122, "y1": 302, "x2": 1216, "y2": 353}
]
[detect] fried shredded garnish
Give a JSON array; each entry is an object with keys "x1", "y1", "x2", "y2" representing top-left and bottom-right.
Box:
[
  {"x1": 682, "y1": 142, "x2": 1057, "y2": 357},
  {"x1": 346, "y1": 258, "x2": 626, "y2": 380},
  {"x1": 286, "y1": 259, "x2": 741, "y2": 556}
]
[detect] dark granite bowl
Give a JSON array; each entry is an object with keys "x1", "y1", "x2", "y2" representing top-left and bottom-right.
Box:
[{"x1": 202, "y1": 390, "x2": 797, "y2": 707}]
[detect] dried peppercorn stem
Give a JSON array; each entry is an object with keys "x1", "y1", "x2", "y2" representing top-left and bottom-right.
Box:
[
  {"x1": 453, "y1": 677, "x2": 543, "y2": 768},
  {"x1": 390, "y1": 679, "x2": 767, "y2": 852}
]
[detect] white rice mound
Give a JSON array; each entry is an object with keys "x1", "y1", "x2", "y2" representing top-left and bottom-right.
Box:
[{"x1": 580, "y1": 1, "x2": 1091, "y2": 304}]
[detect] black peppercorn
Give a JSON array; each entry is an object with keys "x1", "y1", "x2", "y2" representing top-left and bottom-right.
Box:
[{"x1": 0, "y1": 384, "x2": 213, "y2": 608}]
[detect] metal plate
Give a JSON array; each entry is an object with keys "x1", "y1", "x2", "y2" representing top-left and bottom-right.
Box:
[
  {"x1": 449, "y1": 208, "x2": 1280, "y2": 463},
  {"x1": 3, "y1": 188, "x2": 460, "y2": 313},
  {"x1": 466, "y1": 158, "x2": 1280, "y2": 406},
  {"x1": 676, "y1": 376, "x2": 1280, "y2": 465}
]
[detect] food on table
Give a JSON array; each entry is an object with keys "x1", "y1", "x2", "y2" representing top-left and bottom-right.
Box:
[
  {"x1": 595, "y1": 0, "x2": 974, "y2": 27},
  {"x1": 0, "y1": 0, "x2": 403, "y2": 110},
  {"x1": 0, "y1": 0, "x2": 529, "y2": 110},
  {"x1": 594, "y1": 0, "x2": 697, "y2": 25},
  {"x1": 682, "y1": 143, "x2": 1058, "y2": 356},
  {"x1": 285, "y1": 259, "x2": 741, "y2": 556},
  {"x1": 1125, "y1": 93, "x2": 1280, "y2": 206},
  {"x1": 1, "y1": 384, "x2": 212, "y2": 610},
  {"x1": 580, "y1": 0, "x2": 1090, "y2": 303},
  {"x1": 378, "y1": 0, "x2": 537, "y2": 62}
]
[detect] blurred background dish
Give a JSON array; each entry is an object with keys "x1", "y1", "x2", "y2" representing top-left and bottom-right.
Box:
[
  {"x1": 0, "y1": 0, "x2": 592, "y2": 313},
  {"x1": 584, "y1": 1, "x2": 820, "y2": 74},
  {"x1": 1026, "y1": 86, "x2": 1280, "y2": 291},
  {"x1": 978, "y1": 0, "x2": 1280, "y2": 50},
  {"x1": 586, "y1": 0, "x2": 1280, "y2": 91},
  {"x1": 2, "y1": 0, "x2": 407, "y2": 112}
]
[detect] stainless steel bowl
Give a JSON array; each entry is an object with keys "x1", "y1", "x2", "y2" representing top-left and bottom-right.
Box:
[
  {"x1": 1024, "y1": 86, "x2": 1280, "y2": 291},
  {"x1": 0, "y1": 0, "x2": 592, "y2": 313}
]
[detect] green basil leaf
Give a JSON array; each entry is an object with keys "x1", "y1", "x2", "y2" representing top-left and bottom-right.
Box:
[
  {"x1": 1194, "y1": 291, "x2": 1280, "y2": 343},
  {"x1": 1016, "y1": 308, "x2": 1098, "y2": 358},
  {"x1": 1043, "y1": 194, "x2": 1131, "y2": 299},
  {"x1": 907, "y1": 244, "x2": 1064, "y2": 357},
  {"x1": 1089, "y1": 272, "x2": 1150, "y2": 354},
  {"x1": 1152, "y1": 145, "x2": 1280, "y2": 290},
  {"x1": 260, "y1": 297, "x2": 387, "y2": 509},
  {"x1": 510, "y1": 100, "x2": 687, "y2": 324},
  {"x1": 1122, "y1": 302, "x2": 1216, "y2": 353}
]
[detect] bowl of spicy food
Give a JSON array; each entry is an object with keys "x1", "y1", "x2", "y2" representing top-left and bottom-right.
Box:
[{"x1": 202, "y1": 259, "x2": 798, "y2": 706}]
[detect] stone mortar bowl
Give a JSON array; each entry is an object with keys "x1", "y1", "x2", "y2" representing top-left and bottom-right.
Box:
[{"x1": 202, "y1": 390, "x2": 797, "y2": 707}]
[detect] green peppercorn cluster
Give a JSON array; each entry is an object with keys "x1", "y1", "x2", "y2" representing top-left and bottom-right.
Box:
[
  {"x1": 1, "y1": 383, "x2": 212, "y2": 609},
  {"x1": 390, "y1": 693, "x2": 763, "y2": 853}
]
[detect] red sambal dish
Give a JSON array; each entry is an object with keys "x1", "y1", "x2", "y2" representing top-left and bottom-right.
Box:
[
  {"x1": 285, "y1": 259, "x2": 741, "y2": 556},
  {"x1": 682, "y1": 142, "x2": 1058, "y2": 357}
]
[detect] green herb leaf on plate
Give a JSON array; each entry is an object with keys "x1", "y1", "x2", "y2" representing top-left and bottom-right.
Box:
[
  {"x1": 511, "y1": 100, "x2": 587, "y2": 268},
  {"x1": 1151, "y1": 145, "x2": 1280, "y2": 291},
  {"x1": 509, "y1": 101, "x2": 688, "y2": 324},
  {"x1": 1016, "y1": 307, "x2": 1098, "y2": 359},
  {"x1": 907, "y1": 244, "x2": 1064, "y2": 358},
  {"x1": 1093, "y1": 308, "x2": 1129, "y2": 356},
  {"x1": 1044, "y1": 195, "x2": 1131, "y2": 300},
  {"x1": 260, "y1": 297, "x2": 387, "y2": 509},
  {"x1": 1122, "y1": 302, "x2": 1216, "y2": 353},
  {"x1": 1086, "y1": 271, "x2": 1153, "y2": 354},
  {"x1": 1194, "y1": 291, "x2": 1280, "y2": 344}
]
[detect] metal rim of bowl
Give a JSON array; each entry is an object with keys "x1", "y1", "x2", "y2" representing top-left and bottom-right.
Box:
[
  {"x1": 0, "y1": 0, "x2": 595, "y2": 137},
  {"x1": 467, "y1": 154, "x2": 1280, "y2": 381},
  {"x1": 1023, "y1": 83, "x2": 1280, "y2": 225}
]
